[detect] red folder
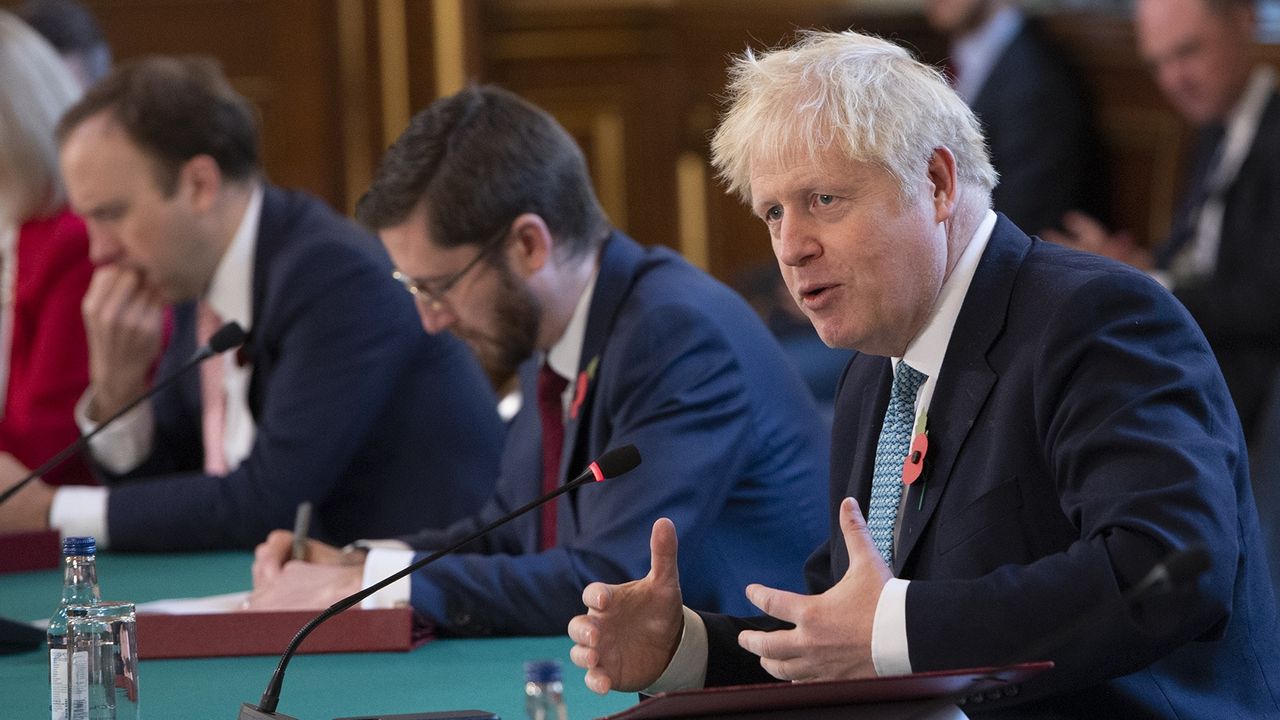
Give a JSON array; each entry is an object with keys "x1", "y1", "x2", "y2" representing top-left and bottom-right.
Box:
[
  {"x1": 599, "y1": 662, "x2": 1052, "y2": 719},
  {"x1": 0, "y1": 529, "x2": 61, "y2": 574},
  {"x1": 136, "y1": 606, "x2": 418, "y2": 659}
]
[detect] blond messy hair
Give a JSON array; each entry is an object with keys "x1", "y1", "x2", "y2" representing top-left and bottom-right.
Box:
[{"x1": 710, "y1": 30, "x2": 997, "y2": 205}]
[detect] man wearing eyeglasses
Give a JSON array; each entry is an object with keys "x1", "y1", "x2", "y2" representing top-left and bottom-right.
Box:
[
  {"x1": 247, "y1": 85, "x2": 831, "y2": 637},
  {"x1": 0, "y1": 57, "x2": 505, "y2": 550}
]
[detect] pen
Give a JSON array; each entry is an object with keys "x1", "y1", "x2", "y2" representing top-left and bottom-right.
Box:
[{"x1": 291, "y1": 501, "x2": 313, "y2": 562}]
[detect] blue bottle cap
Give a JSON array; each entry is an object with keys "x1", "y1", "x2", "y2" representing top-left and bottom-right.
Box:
[
  {"x1": 62, "y1": 536, "x2": 96, "y2": 556},
  {"x1": 524, "y1": 659, "x2": 562, "y2": 684}
]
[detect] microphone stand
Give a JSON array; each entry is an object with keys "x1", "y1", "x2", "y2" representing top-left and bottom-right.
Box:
[
  {"x1": 0, "y1": 323, "x2": 248, "y2": 654},
  {"x1": 239, "y1": 445, "x2": 641, "y2": 720},
  {"x1": 0, "y1": 322, "x2": 249, "y2": 505}
]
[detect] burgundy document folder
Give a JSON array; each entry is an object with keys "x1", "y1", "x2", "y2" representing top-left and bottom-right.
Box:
[
  {"x1": 0, "y1": 529, "x2": 60, "y2": 574},
  {"x1": 599, "y1": 662, "x2": 1052, "y2": 719},
  {"x1": 136, "y1": 606, "x2": 417, "y2": 659}
]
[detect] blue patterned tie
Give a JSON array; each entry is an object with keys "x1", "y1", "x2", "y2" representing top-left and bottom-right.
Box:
[{"x1": 868, "y1": 361, "x2": 927, "y2": 568}]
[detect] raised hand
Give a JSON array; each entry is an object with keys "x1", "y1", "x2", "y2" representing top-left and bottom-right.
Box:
[
  {"x1": 80, "y1": 265, "x2": 166, "y2": 420},
  {"x1": 568, "y1": 518, "x2": 685, "y2": 694},
  {"x1": 737, "y1": 498, "x2": 891, "y2": 682}
]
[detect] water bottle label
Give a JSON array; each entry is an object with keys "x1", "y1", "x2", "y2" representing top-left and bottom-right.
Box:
[
  {"x1": 50, "y1": 649, "x2": 67, "y2": 720},
  {"x1": 70, "y1": 650, "x2": 88, "y2": 720}
]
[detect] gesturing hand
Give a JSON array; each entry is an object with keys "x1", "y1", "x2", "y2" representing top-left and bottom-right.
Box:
[
  {"x1": 568, "y1": 518, "x2": 685, "y2": 694},
  {"x1": 737, "y1": 498, "x2": 891, "y2": 682}
]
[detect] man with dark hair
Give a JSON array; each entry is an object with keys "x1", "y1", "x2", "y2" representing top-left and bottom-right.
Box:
[
  {"x1": 0, "y1": 56, "x2": 505, "y2": 551},
  {"x1": 248, "y1": 85, "x2": 830, "y2": 638},
  {"x1": 15, "y1": 0, "x2": 111, "y2": 89}
]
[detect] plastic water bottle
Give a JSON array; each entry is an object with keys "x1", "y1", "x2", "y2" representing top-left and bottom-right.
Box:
[
  {"x1": 524, "y1": 659, "x2": 568, "y2": 720},
  {"x1": 49, "y1": 537, "x2": 101, "y2": 720}
]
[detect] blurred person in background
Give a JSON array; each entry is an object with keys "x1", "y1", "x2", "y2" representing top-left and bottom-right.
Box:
[
  {"x1": 924, "y1": 0, "x2": 1108, "y2": 236},
  {"x1": 0, "y1": 10, "x2": 95, "y2": 486},
  {"x1": 15, "y1": 0, "x2": 112, "y2": 90}
]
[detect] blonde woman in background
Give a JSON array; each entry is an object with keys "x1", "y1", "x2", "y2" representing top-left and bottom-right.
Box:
[{"x1": 0, "y1": 10, "x2": 95, "y2": 485}]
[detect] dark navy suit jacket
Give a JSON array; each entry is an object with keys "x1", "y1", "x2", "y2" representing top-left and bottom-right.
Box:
[
  {"x1": 703, "y1": 217, "x2": 1280, "y2": 717},
  {"x1": 100, "y1": 186, "x2": 505, "y2": 550},
  {"x1": 971, "y1": 21, "x2": 1107, "y2": 235},
  {"x1": 397, "y1": 232, "x2": 831, "y2": 636},
  {"x1": 1158, "y1": 89, "x2": 1280, "y2": 443}
]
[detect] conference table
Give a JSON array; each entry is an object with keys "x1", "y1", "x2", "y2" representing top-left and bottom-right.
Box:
[{"x1": 0, "y1": 552, "x2": 636, "y2": 719}]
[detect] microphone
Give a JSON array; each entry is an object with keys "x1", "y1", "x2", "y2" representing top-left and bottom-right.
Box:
[
  {"x1": 0, "y1": 321, "x2": 248, "y2": 507},
  {"x1": 0, "y1": 322, "x2": 247, "y2": 656},
  {"x1": 238, "y1": 444, "x2": 642, "y2": 720},
  {"x1": 902, "y1": 544, "x2": 1211, "y2": 717}
]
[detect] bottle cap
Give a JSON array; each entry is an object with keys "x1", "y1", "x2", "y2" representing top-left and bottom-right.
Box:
[
  {"x1": 524, "y1": 659, "x2": 562, "y2": 684},
  {"x1": 62, "y1": 536, "x2": 96, "y2": 556}
]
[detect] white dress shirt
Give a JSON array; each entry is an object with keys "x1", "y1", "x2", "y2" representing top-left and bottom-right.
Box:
[
  {"x1": 1159, "y1": 65, "x2": 1277, "y2": 288},
  {"x1": 52, "y1": 185, "x2": 264, "y2": 547},
  {"x1": 648, "y1": 211, "x2": 997, "y2": 692},
  {"x1": 359, "y1": 266, "x2": 598, "y2": 609}
]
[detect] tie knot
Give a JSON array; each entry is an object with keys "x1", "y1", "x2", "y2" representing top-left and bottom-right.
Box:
[
  {"x1": 538, "y1": 363, "x2": 569, "y2": 404},
  {"x1": 892, "y1": 362, "x2": 926, "y2": 399}
]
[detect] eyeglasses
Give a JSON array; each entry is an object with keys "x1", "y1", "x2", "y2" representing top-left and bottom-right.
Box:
[{"x1": 392, "y1": 221, "x2": 512, "y2": 311}]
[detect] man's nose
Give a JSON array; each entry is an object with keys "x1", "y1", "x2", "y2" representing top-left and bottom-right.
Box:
[{"x1": 416, "y1": 299, "x2": 454, "y2": 334}]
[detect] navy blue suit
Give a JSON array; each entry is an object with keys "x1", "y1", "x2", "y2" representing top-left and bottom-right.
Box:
[
  {"x1": 972, "y1": 21, "x2": 1108, "y2": 235},
  {"x1": 101, "y1": 186, "x2": 505, "y2": 551},
  {"x1": 702, "y1": 217, "x2": 1280, "y2": 717},
  {"x1": 397, "y1": 232, "x2": 830, "y2": 636}
]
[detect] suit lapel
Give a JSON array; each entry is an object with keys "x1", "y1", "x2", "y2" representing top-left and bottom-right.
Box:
[
  {"x1": 894, "y1": 217, "x2": 1031, "y2": 574},
  {"x1": 557, "y1": 232, "x2": 645, "y2": 530}
]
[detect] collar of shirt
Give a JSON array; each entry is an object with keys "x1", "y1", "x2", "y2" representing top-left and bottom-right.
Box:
[
  {"x1": 203, "y1": 183, "x2": 263, "y2": 330},
  {"x1": 1210, "y1": 65, "x2": 1277, "y2": 191},
  {"x1": 543, "y1": 265, "x2": 600, "y2": 414},
  {"x1": 896, "y1": 209, "x2": 997, "y2": 419},
  {"x1": 952, "y1": 5, "x2": 1024, "y2": 104}
]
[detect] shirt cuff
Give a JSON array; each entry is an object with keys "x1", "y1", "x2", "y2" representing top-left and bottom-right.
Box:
[
  {"x1": 49, "y1": 485, "x2": 110, "y2": 549},
  {"x1": 359, "y1": 546, "x2": 415, "y2": 609},
  {"x1": 871, "y1": 578, "x2": 912, "y2": 676},
  {"x1": 644, "y1": 606, "x2": 708, "y2": 694},
  {"x1": 74, "y1": 390, "x2": 154, "y2": 475}
]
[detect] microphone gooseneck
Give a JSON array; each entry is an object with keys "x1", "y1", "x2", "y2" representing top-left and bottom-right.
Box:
[
  {"x1": 242, "y1": 444, "x2": 642, "y2": 718},
  {"x1": 0, "y1": 321, "x2": 248, "y2": 506}
]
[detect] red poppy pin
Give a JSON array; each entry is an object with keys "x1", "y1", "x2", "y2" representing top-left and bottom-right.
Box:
[{"x1": 569, "y1": 356, "x2": 600, "y2": 420}]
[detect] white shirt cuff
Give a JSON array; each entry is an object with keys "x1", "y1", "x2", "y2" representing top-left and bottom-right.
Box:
[
  {"x1": 74, "y1": 390, "x2": 154, "y2": 475},
  {"x1": 871, "y1": 578, "x2": 912, "y2": 676},
  {"x1": 358, "y1": 545, "x2": 415, "y2": 609},
  {"x1": 49, "y1": 486, "x2": 110, "y2": 549},
  {"x1": 644, "y1": 605, "x2": 708, "y2": 694}
]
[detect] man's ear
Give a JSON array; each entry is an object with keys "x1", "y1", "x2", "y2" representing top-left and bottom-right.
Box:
[
  {"x1": 178, "y1": 154, "x2": 223, "y2": 213},
  {"x1": 927, "y1": 146, "x2": 959, "y2": 223},
  {"x1": 507, "y1": 213, "x2": 555, "y2": 277}
]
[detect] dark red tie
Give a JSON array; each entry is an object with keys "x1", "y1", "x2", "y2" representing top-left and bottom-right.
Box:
[{"x1": 537, "y1": 363, "x2": 569, "y2": 551}]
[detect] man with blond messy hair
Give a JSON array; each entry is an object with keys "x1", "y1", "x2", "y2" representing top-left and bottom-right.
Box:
[{"x1": 569, "y1": 30, "x2": 1280, "y2": 717}]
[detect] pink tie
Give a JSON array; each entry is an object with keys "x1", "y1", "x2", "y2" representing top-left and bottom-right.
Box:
[{"x1": 197, "y1": 301, "x2": 229, "y2": 475}]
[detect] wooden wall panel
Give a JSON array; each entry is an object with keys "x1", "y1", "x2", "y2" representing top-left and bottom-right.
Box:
[{"x1": 26, "y1": 1, "x2": 1275, "y2": 281}]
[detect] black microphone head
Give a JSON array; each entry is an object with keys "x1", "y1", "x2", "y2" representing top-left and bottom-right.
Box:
[
  {"x1": 208, "y1": 322, "x2": 248, "y2": 353},
  {"x1": 594, "y1": 444, "x2": 641, "y2": 479}
]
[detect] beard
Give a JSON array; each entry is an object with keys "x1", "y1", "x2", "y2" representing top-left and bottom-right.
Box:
[{"x1": 453, "y1": 260, "x2": 541, "y2": 390}]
